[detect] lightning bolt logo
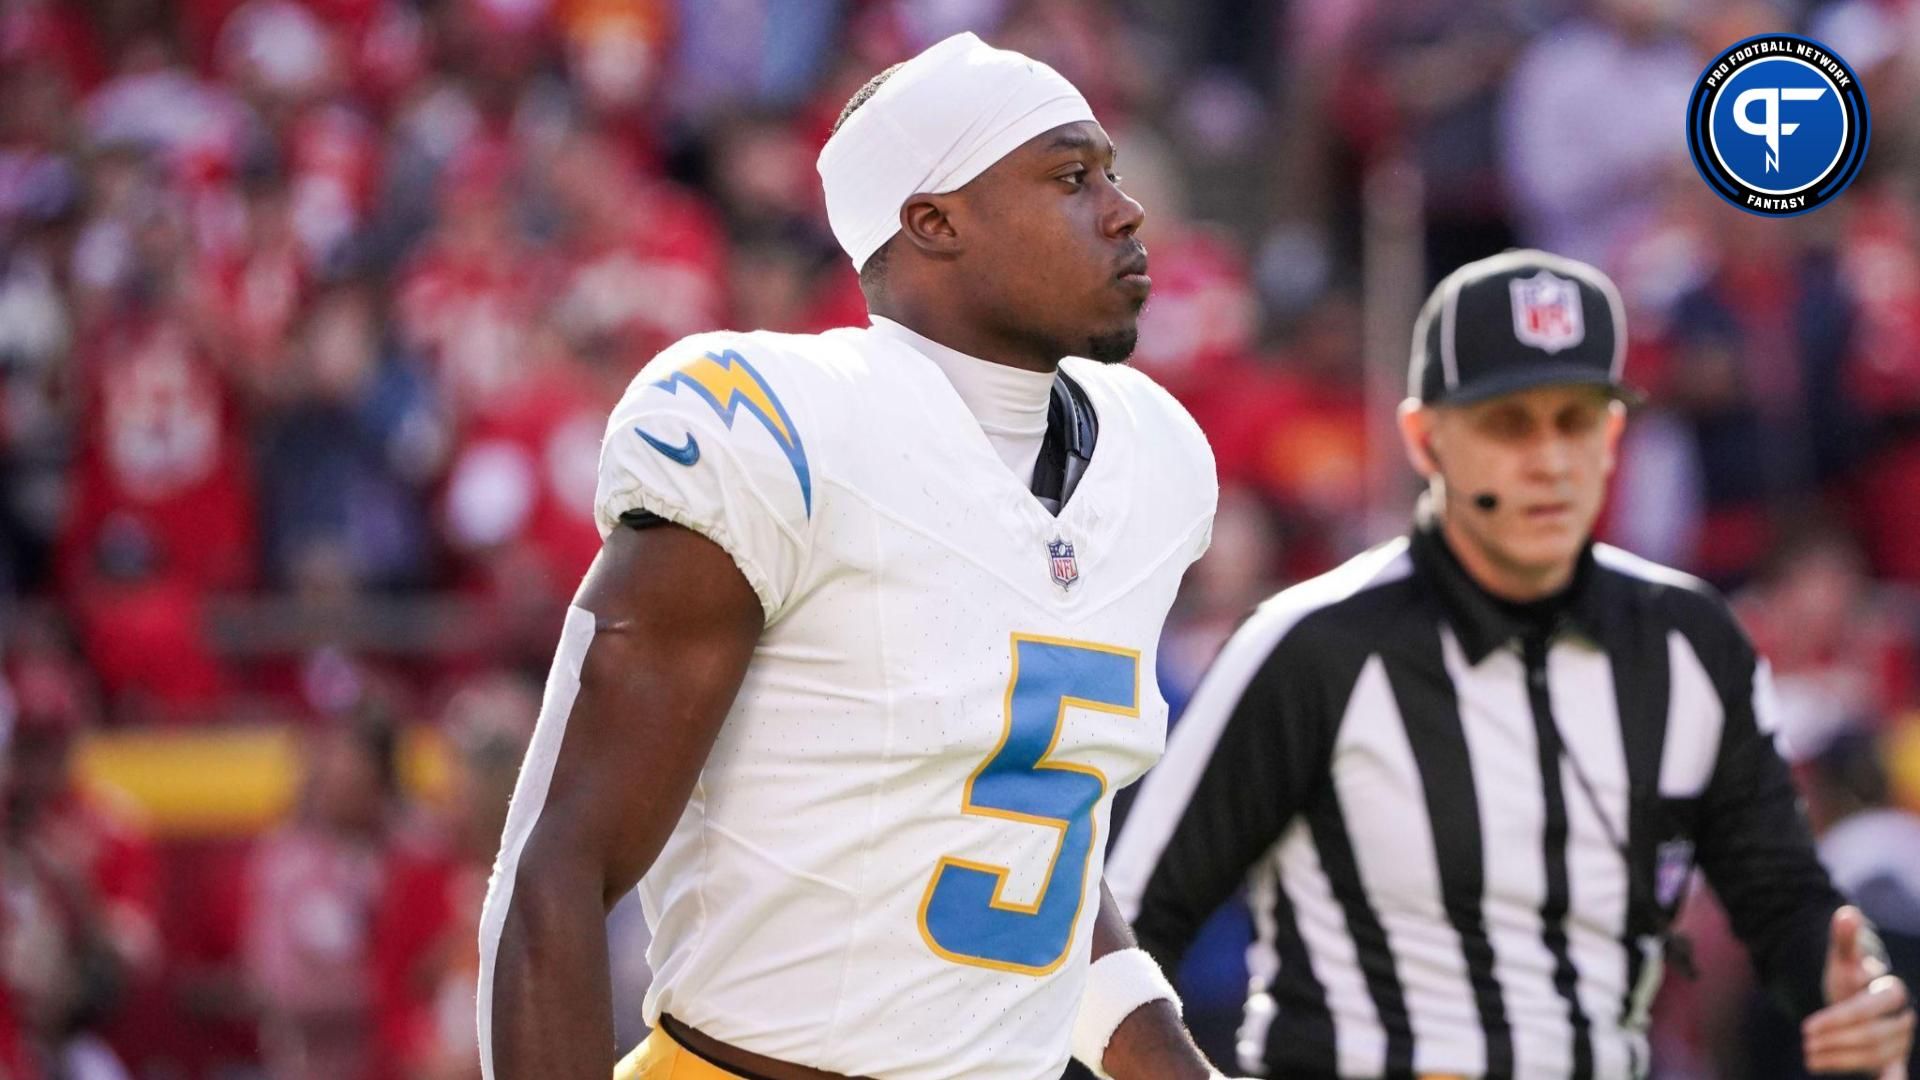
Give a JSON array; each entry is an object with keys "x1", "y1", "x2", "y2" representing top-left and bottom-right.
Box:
[{"x1": 648, "y1": 349, "x2": 812, "y2": 516}]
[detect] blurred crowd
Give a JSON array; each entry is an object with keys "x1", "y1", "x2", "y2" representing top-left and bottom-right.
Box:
[{"x1": 0, "y1": 0, "x2": 1918, "y2": 1075}]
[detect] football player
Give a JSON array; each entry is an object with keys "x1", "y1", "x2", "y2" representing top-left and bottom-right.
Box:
[{"x1": 478, "y1": 32, "x2": 1230, "y2": 1080}]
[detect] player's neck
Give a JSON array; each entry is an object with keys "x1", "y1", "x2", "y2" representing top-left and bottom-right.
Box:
[{"x1": 867, "y1": 298, "x2": 1061, "y2": 374}]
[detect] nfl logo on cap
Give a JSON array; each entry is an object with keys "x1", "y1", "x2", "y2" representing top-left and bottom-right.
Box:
[
  {"x1": 1409, "y1": 249, "x2": 1640, "y2": 407},
  {"x1": 1509, "y1": 270, "x2": 1585, "y2": 354},
  {"x1": 1047, "y1": 538, "x2": 1079, "y2": 591}
]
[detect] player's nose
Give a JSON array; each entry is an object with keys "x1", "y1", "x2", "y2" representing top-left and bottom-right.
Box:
[{"x1": 1102, "y1": 183, "x2": 1144, "y2": 239}]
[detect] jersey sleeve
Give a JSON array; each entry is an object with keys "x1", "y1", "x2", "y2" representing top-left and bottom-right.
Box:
[
  {"x1": 1118, "y1": 362, "x2": 1218, "y2": 564},
  {"x1": 1188, "y1": 430, "x2": 1219, "y2": 563},
  {"x1": 1686, "y1": 610, "x2": 1846, "y2": 1020},
  {"x1": 595, "y1": 334, "x2": 817, "y2": 623}
]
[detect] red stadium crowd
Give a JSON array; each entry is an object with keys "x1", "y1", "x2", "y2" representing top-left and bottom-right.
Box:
[{"x1": 0, "y1": 0, "x2": 1917, "y2": 1076}]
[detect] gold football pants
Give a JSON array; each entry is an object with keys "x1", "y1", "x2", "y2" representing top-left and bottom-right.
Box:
[{"x1": 613, "y1": 1024, "x2": 749, "y2": 1080}]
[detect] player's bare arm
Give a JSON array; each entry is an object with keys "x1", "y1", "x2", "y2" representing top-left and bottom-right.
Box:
[
  {"x1": 481, "y1": 522, "x2": 763, "y2": 1079},
  {"x1": 1088, "y1": 882, "x2": 1225, "y2": 1080}
]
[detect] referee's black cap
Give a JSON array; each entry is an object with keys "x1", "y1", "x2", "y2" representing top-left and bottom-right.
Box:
[{"x1": 1409, "y1": 249, "x2": 1642, "y2": 407}]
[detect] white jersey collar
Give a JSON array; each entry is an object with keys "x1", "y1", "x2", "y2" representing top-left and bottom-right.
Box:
[{"x1": 868, "y1": 316, "x2": 1054, "y2": 470}]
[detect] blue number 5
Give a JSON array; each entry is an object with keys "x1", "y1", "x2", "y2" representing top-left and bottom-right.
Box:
[{"x1": 918, "y1": 634, "x2": 1141, "y2": 975}]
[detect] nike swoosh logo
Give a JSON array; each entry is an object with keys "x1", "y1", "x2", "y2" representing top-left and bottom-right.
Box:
[{"x1": 636, "y1": 427, "x2": 700, "y2": 466}]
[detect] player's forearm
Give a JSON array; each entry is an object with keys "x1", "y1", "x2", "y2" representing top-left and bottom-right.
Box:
[
  {"x1": 1103, "y1": 999, "x2": 1216, "y2": 1080},
  {"x1": 1089, "y1": 883, "x2": 1219, "y2": 1080},
  {"x1": 482, "y1": 863, "x2": 620, "y2": 1079}
]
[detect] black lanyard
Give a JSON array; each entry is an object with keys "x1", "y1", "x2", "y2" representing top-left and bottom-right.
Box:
[{"x1": 1523, "y1": 629, "x2": 1697, "y2": 983}]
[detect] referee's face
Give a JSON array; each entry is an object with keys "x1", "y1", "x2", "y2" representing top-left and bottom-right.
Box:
[{"x1": 1406, "y1": 384, "x2": 1626, "y2": 598}]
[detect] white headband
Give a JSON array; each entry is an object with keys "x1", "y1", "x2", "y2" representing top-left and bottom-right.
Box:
[{"x1": 816, "y1": 32, "x2": 1097, "y2": 272}]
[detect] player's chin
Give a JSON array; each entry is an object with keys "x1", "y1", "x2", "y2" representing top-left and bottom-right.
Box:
[{"x1": 1084, "y1": 324, "x2": 1139, "y2": 365}]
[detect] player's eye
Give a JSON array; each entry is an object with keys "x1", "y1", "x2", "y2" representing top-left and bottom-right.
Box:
[
  {"x1": 1106, "y1": 171, "x2": 1123, "y2": 185},
  {"x1": 1057, "y1": 167, "x2": 1087, "y2": 188}
]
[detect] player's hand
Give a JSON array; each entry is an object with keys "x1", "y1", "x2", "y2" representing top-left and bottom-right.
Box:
[{"x1": 1803, "y1": 906, "x2": 1914, "y2": 1077}]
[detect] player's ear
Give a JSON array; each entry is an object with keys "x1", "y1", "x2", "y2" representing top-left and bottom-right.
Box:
[
  {"x1": 899, "y1": 192, "x2": 963, "y2": 257},
  {"x1": 1398, "y1": 399, "x2": 1439, "y2": 480}
]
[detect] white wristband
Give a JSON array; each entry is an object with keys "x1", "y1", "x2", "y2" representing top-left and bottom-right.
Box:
[{"x1": 1070, "y1": 947, "x2": 1182, "y2": 1078}]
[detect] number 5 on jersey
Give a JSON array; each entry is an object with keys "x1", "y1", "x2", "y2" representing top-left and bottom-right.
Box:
[{"x1": 918, "y1": 634, "x2": 1140, "y2": 974}]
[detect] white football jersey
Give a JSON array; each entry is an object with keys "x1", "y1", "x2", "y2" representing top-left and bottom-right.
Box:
[{"x1": 595, "y1": 317, "x2": 1216, "y2": 1079}]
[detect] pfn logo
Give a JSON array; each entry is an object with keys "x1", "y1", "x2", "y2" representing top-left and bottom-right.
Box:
[
  {"x1": 1686, "y1": 34, "x2": 1868, "y2": 217},
  {"x1": 1732, "y1": 86, "x2": 1828, "y2": 172}
]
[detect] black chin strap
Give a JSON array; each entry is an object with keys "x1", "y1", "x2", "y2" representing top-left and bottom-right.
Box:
[{"x1": 1029, "y1": 370, "x2": 1099, "y2": 516}]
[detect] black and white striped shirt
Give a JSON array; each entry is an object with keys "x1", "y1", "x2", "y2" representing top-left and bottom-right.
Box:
[{"x1": 1109, "y1": 517, "x2": 1843, "y2": 1079}]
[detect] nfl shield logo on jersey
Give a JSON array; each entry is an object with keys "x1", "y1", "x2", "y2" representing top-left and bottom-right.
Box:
[
  {"x1": 1508, "y1": 270, "x2": 1585, "y2": 354},
  {"x1": 1047, "y1": 538, "x2": 1079, "y2": 591}
]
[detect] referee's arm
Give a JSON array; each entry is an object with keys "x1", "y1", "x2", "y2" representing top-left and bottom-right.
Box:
[
  {"x1": 1690, "y1": 620, "x2": 1846, "y2": 1021},
  {"x1": 1110, "y1": 617, "x2": 1336, "y2": 973}
]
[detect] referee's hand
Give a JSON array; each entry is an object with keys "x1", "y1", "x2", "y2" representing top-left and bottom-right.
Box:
[{"x1": 1804, "y1": 906, "x2": 1914, "y2": 1078}]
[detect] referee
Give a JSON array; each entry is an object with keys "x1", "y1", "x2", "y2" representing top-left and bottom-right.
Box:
[{"x1": 1108, "y1": 250, "x2": 1914, "y2": 1079}]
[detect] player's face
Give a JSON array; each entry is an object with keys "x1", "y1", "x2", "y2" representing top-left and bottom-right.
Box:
[
  {"x1": 951, "y1": 121, "x2": 1148, "y2": 364},
  {"x1": 1410, "y1": 384, "x2": 1625, "y2": 596}
]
